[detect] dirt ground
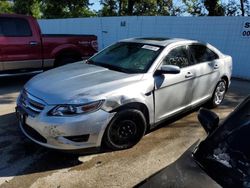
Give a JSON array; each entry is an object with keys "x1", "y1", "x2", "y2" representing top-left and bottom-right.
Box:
[{"x1": 0, "y1": 75, "x2": 249, "y2": 188}]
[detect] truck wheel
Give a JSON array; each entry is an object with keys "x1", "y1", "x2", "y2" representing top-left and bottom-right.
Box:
[
  {"x1": 55, "y1": 55, "x2": 82, "y2": 67},
  {"x1": 207, "y1": 79, "x2": 227, "y2": 108},
  {"x1": 103, "y1": 109, "x2": 147, "y2": 150}
]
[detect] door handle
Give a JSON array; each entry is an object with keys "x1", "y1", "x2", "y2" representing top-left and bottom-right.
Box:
[
  {"x1": 29, "y1": 41, "x2": 39, "y2": 46},
  {"x1": 214, "y1": 64, "x2": 219, "y2": 69},
  {"x1": 185, "y1": 72, "x2": 194, "y2": 78}
]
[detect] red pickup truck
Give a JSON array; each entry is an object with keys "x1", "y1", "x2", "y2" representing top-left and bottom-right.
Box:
[{"x1": 0, "y1": 14, "x2": 98, "y2": 73}]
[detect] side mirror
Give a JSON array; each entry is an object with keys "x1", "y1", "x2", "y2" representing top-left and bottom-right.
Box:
[
  {"x1": 155, "y1": 65, "x2": 180, "y2": 75},
  {"x1": 198, "y1": 108, "x2": 219, "y2": 134}
]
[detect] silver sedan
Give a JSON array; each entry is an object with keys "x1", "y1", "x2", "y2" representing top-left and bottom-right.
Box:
[{"x1": 16, "y1": 37, "x2": 233, "y2": 151}]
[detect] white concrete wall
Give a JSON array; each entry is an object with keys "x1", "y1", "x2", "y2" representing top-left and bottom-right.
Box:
[{"x1": 39, "y1": 16, "x2": 250, "y2": 79}]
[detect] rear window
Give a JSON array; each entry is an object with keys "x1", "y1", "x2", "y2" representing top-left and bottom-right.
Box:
[
  {"x1": 189, "y1": 44, "x2": 219, "y2": 63},
  {"x1": 0, "y1": 17, "x2": 32, "y2": 37}
]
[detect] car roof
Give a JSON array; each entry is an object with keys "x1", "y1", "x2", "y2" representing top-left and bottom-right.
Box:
[{"x1": 120, "y1": 37, "x2": 197, "y2": 47}]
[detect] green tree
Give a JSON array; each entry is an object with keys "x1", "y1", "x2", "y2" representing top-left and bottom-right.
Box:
[
  {"x1": 133, "y1": 0, "x2": 174, "y2": 16},
  {"x1": 183, "y1": 0, "x2": 205, "y2": 16},
  {"x1": 224, "y1": 0, "x2": 241, "y2": 16},
  {"x1": 118, "y1": 0, "x2": 127, "y2": 15},
  {"x1": 100, "y1": 0, "x2": 118, "y2": 16},
  {"x1": 31, "y1": 0, "x2": 42, "y2": 18},
  {"x1": 13, "y1": 0, "x2": 42, "y2": 18},
  {"x1": 246, "y1": 0, "x2": 250, "y2": 15},
  {"x1": 42, "y1": 0, "x2": 96, "y2": 18},
  {"x1": 100, "y1": 0, "x2": 175, "y2": 16},
  {"x1": 127, "y1": 0, "x2": 137, "y2": 15},
  {"x1": 157, "y1": 0, "x2": 173, "y2": 16},
  {"x1": 0, "y1": 0, "x2": 13, "y2": 14},
  {"x1": 134, "y1": 0, "x2": 158, "y2": 15},
  {"x1": 241, "y1": 0, "x2": 250, "y2": 16},
  {"x1": 132, "y1": 0, "x2": 174, "y2": 16},
  {"x1": 170, "y1": 5, "x2": 184, "y2": 16},
  {"x1": 222, "y1": 0, "x2": 250, "y2": 16},
  {"x1": 204, "y1": 0, "x2": 225, "y2": 16}
]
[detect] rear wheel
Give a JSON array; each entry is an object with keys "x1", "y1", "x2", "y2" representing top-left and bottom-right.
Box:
[
  {"x1": 103, "y1": 109, "x2": 147, "y2": 150},
  {"x1": 208, "y1": 79, "x2": 227, "y2": 108}
]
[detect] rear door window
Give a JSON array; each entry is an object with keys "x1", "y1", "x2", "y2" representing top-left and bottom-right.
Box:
[
  {"x1": 188, "y1": 44, "x2": 219, "y2": 63},
  {"x1": 0, "y1": 17, "x2": 32, "y2": 37}
]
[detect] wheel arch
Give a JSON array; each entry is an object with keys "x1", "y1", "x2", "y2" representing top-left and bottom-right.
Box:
[
  {"x1": 221, "y1": 75, "x2": 229, "y2": 91},
  {"x1": 51, "y1": 44, "x2": 83, "y2": 66},
  {"x1": 51, "y1": 44, "x2": 82, "y2": 58},
  {"x1": 111, "y1": 102, "x2": 150, "y2": 128}
]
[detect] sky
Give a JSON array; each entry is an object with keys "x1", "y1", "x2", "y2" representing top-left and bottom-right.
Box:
[{"x1": 89, "y1": 0, "x2": 102, "y2": 11}]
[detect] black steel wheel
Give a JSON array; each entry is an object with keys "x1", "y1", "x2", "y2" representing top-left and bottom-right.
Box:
[{"x1": 103, "y1": 109, "x2": 147, "y2": 150}]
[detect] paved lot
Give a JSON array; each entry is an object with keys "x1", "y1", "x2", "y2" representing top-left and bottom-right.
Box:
[{"x1": 0, "y1": 75, "x2": 249, "y2": 188}]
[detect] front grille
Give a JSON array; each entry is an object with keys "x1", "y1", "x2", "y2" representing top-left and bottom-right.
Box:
[
  {"x1": 22, "y1": 123, "x2": 47, "y2": 143},
  {"x1": 20, "y1": 90, "x2": 45, "y2": 114}
]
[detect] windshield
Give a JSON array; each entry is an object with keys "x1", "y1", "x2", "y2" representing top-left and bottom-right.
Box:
[{"x1": 87, "y1": 42, "x2": 162, "y2": 73}]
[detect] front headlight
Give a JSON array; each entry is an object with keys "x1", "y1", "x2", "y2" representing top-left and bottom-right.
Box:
[{"x1": 49, "y1": 100, "x2": 104, "y2": 116}]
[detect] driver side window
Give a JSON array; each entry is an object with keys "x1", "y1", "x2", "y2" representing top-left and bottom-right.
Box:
[{"x1": 163, "y1": 46, "x2": 191, "y2": 68}]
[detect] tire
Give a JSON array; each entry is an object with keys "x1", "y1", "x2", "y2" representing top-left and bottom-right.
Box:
[
  {"x1": 207, "y1": 79, "x2": 227, "y2": 108},
  {"x1": 103, "y1": 109, "x2": 147, "y2": 150}
]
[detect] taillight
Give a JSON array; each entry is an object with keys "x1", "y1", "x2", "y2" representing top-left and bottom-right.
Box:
[{"x1": 91, "y1": 40, "x2": 98, "y2": 51}]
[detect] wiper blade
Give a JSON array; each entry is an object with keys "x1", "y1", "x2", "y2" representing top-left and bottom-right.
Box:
[
  {"x1": 88, "y1": 61, "x2": 136, "y2": 74},
  {"x1": 98, "y1": 63, "x2": 129, "y2": 73}
]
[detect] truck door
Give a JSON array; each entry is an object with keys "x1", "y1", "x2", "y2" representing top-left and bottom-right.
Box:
[{"x1": 0, "y1": 16, "x2": 42, "y2": 71}]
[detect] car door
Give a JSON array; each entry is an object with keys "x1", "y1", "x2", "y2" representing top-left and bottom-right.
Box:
[
  {"x1": 0, "y1": 16, "x2": 42, "y2": 71},
  {"x1": 187, "y1": 44, "x2": 221, "y2": 105},
  {"x1": 154, "y1": 45, "x2": 196, "y2": 122}
]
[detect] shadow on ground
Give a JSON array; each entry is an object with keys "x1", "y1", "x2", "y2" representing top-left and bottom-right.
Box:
[
  {"x1": 0, "y1": 75, "x2": 35, "y2": 105},
  {"x1": 0, "y1": 74, "x2": 34, "y2": 90}
]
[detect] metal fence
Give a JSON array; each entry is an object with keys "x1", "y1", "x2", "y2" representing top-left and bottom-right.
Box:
[{"x1": 39, "y1": 16, "x2": 250, "y2": 79}]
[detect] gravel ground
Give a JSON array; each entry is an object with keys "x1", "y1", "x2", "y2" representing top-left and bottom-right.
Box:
[{"x1": 0, "y1": 75, "x2": 249, "y2": 188}]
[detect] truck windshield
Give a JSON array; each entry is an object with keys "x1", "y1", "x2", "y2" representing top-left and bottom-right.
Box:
[{"x1": 87, "y1": 42, "x2": 162, "y2": 73}]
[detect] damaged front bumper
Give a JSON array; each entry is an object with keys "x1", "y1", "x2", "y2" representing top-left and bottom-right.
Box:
[{"x1": 16, "y1": 99, "x2": 115, "y2": 151}]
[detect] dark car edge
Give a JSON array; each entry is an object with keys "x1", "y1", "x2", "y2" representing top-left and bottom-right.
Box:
[{"x1": 137, "y1": 95, "x2": 250, "y2": 188}]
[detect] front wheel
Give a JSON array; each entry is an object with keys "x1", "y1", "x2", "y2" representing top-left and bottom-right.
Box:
[
  {"x1": 103, "y1": 109, "x2": 147, "y2": 150},
  {"x1": 208, "y1": 79, "x2": 227, "y2": 108}
]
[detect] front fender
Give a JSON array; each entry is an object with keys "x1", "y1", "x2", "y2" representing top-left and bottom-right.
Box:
[{"x1": 101, "y1": 92, "x2": 155, "y2": 125}]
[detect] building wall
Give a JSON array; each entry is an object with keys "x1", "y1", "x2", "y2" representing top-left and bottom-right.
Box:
[{"x1": 39, "y1": 16, "x2": 250, "y2": 79}]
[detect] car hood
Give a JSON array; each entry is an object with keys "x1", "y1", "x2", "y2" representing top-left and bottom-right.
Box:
[{"x1": 24, "y1": 62, "x2": 144, "y2": 104}]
